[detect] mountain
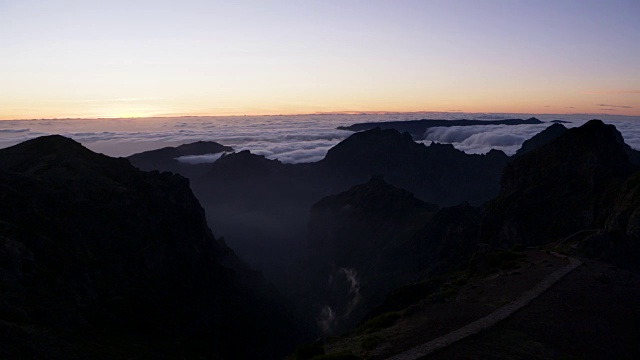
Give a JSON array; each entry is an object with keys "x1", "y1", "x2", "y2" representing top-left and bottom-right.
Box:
[
  {"x1": 191, "y1": 150, "x2": 321, "y2": 281},
  {"x1": 127, "y1": 140, "x2": 232, "y2": 177},
  {"x1": 319, "y1": 127, "x2": 509, "y2": 206},
  {"x1": 307, "y1": 120, "x2": 640, "y2": 359},
  {"x1": 296, "y1": 177, "x2": 480, "y2": 334},
  {"x1": 514, "y1": 123, "x2": 567, "y2": 157},
  {"x1": 308, "y1": 176, "x2": 438, "y2": 272},
  {"x1": 337, "y1": 118, "x2": 544, "y2": 138},
  {"x1": 577, "y1": 170, "x2": 640, "y2": 272},
  {"x1": 183, "y1": 128, "x2": 507, "y2": 284},
  {"x1": 475, "y1": 119, "x2": 640, "y2": 273},
  {"x1": 0, "y1": 136, "x2": 301, "y2": 359},
  {"x1": 480, "y1": 120, "x2": 639, "y2": 248}
]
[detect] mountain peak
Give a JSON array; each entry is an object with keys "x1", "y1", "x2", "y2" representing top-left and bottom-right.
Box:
[
  {"x1": 321, "y1": 127, "x2": 422, "y2": 169},
  {"x1": 4, "y1": 134, "x2": 89, "y2": 156},
  {"x1": 481, "y1": 120, "x2": 637, "y2": 246},
  {"x1": 515, "y1": 123, "x2": 568, "y2": 157},
  {"x1": 0, "y1": 135, "x2": 125, "y2": 176},
  {"x1": 312, "y1": 176, "x2": 437, "y2": 220}
]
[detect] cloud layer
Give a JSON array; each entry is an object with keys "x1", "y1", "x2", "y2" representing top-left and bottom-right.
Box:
[
  {"x1": 176, "y1": 153, "x2": 225, "y2": 164},
  {"x1": 1, "y1": 112, "x2": 640, "y2": 163}
]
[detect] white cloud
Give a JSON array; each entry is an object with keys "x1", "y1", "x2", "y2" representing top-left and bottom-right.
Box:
[
  {"x1": 424, "y1": 124, "x2": 550, "y2": 155},
  {"x1": 175, "y1": 153, "x2": 225, "y2": 164},
  {"x1": 1, "y1": 113, "x2": 639, "y2": 162}
]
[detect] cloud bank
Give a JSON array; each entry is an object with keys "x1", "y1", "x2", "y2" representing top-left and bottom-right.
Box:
[
  {"x1": 1, "y1": 112, "x2": 640, "y2": 163},
  {"x1": 176, "y1": 153, "x2": 225, "y2": 164}
]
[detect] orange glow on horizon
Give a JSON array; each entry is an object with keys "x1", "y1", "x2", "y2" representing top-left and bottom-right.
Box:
[
  {"x1": 2, "y1": 88, "x2": 640, "y2": 121},
  {"x1": 2, "y1": 103, "x2": 639, "y2": 121}
]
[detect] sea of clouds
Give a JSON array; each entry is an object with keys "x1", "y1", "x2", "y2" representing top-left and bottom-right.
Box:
[{"x1": 1, "y1": 112, "x2": 640, "y2": 163}]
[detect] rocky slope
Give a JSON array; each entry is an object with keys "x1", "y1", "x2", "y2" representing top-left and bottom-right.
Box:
[{"x1": 0, "y1": 136, "x2": 301, "y2": 359}]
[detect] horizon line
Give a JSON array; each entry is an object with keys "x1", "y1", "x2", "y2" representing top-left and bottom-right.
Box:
[{"x1": 2, "y1": 110, "x2": 639, "y2": 122}]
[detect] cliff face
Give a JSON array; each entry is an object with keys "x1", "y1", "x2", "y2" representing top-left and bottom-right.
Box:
[{"x1": 0, "y1": 135, "x2": 299, "y2": 359}]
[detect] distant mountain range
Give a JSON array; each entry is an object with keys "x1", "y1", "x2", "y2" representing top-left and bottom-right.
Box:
[{"x1": 337, "y1": 117, "x2": 545, "y2": 138}]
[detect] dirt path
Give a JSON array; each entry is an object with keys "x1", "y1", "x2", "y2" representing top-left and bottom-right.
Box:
[{"x1": 385, "y1": 254, "x2": 581, "y2": 360}]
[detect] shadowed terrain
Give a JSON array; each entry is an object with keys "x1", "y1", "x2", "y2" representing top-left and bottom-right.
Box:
[
  {"x1": 309, "y1": 120, "x2": 640, "y2": 359},
  {"x1": 130, "y1": 127, "x2": 509, "y2": 284},
  {"x1": 0, "y1": 136, "x2": 304, "y2": 359}
]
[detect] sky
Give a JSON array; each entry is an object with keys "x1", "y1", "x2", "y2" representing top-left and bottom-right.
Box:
[{"x1": 1, "y1": 0, "x2": 639, "y2": 119}]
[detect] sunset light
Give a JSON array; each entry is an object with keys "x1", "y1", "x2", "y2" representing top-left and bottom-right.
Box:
[{"x1": 1, "y1": 0, "x2": 639, "y2": 120}]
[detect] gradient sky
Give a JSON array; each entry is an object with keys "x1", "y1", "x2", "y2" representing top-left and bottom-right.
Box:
[{"x1": 1, "y1": 0, "x2": 639, "y2": 119}]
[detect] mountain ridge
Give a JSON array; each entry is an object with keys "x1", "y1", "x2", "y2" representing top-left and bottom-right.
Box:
[{"x1": 0, "y1": 135, "x2": 302, "y2": 359}]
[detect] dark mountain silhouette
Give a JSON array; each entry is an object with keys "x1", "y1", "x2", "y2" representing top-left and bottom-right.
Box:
[
  {"x1": 577, "y1": 170, "x2": 640, "y2": 272},
  {"x1": 478, "y1": 119, "x2": 640, "y2": 274},
  {"x1": 125, "y1": 124, "x2": 588, "y2": 285},
  {"x1": 296, "y1": 177, "x2": 481, "y2": 333},
  {"x1": 0, "y1": 136, "x2": 302, "y2": 359},
  {"x1": 127, "y1": 140, "x2": 232, "y2": 178},
  {"x1": 190, "y1": 150, "x2": 321, "y2": 281},
  {"x1": 337, "y1": 118, "x2": 543, "y2": 138},
  {"x1": 318, "y1": 127, "x2": 509, "y2": 206},
  {"x1": 514, "y1": 123, "x2": 567, "y2": 157},
  {"x1": 308, "y1": 176, "x2": 438, "y2": 272},
  {"x1": 514, "y1": 122, "x2": 640, "y2": 163},
  {"x1": 309, "y1": 120, "x2": 640, "y2": 358},
  {"x1": 480, "y1": 120, "x2": 638, "y2": 247},
  {"x1": 179, "y1": 128, "x2": 508, "y2": 284}
]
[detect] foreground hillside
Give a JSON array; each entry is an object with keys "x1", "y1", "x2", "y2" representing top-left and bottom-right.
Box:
[{"x1": 0, "y1": 136, "x2": 303, "y2": 359}]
